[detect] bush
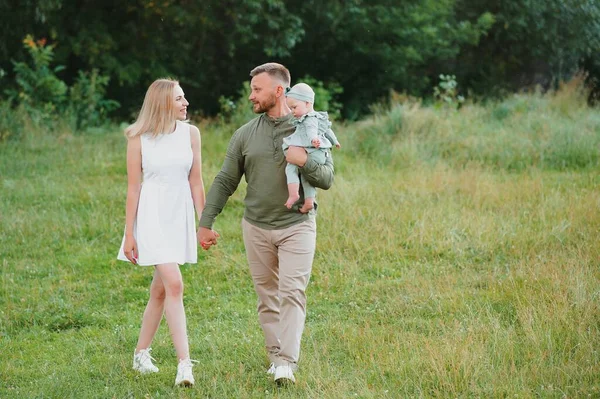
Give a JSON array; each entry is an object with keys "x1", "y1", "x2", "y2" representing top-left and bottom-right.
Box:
[
  {"x1": 6, "y1": 36, "x2": 67, "y2": 118},
  {"x1": 433, "y1": 74, "x2": 465, "y2": 110},
  {"x1": 0, "y1": 35, "x2": 119, "y2": 141},
  {"x1": 67, "y1": 69, "x2": 120, "y2": 130}
]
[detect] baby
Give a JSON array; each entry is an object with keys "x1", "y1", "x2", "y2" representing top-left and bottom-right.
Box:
[{"x1": 283, "y1": 83, "x2": 341, "y2": 213}]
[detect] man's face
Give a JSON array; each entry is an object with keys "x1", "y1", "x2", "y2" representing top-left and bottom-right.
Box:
[{"x1": 248, "y1": 72, "x2": 278, "y2": 114}]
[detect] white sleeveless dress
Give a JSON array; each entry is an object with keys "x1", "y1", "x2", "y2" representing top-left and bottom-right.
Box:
[{"x1": 117, "y1": 121, "x2": 197, "y2": 266}]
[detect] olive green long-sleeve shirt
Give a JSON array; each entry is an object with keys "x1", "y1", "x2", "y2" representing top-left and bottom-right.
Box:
[{"x1": 199, "y1": 113, "x2": 335, "y2": 230}]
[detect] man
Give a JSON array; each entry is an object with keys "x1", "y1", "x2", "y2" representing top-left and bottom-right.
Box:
[{"x1": 198, "y1": 62, "x2": 334, "y2": 384}]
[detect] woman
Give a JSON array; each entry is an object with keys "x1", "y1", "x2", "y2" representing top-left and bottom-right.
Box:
[{"x1": 117, "y1": 78, "x2": 205, "y2": 387}]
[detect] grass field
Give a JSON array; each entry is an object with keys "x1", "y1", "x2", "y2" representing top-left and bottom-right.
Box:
[{"x1": 1, "y1": 85, "x2": 599, "y2": 398}]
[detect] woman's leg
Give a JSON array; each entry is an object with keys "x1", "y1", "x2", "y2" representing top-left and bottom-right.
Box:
[
  {"x1": 155, "y1": 263, "x2": 189, "y2": 360},
  {"x1": 135, "y1": 268, "x2": 166, "y2": 351}
]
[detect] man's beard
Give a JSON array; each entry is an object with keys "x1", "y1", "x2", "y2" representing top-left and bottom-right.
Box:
[{"x1": 252, "y1": 94, "x2": 277, "y2": 114}]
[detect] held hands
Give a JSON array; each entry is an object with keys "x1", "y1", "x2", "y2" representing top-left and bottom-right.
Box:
[
  {"x1": 197, "y1": 226, "x2": 220, "y2": 250},
  {"x1": 311, "y1": 137, "x2": 321, "y2": 148},
  {"x1": 123, "y1": 235, "x2": 139, "y2": 265}
]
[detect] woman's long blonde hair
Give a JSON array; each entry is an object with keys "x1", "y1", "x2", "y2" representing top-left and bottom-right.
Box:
[{"x1": 125, "y1": 78, "x2": 179, "y2": 138}]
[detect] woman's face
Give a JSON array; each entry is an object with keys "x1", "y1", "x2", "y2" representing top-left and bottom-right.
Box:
[{"x1": 173, "y1": 85, "x2": 189, "y2": 120}]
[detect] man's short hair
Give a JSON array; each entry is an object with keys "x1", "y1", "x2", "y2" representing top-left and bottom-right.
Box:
[{"x1": 250, "y1": 63, "x2": 291, "y2": 87}]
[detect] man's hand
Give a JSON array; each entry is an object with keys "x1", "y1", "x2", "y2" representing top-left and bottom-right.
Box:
[
  {"x1": 197, "y1": 226, "x2": 220, "y2": 250},
  {"x1": 285, "y1": 146, "x2": 308, "y2": 167}
]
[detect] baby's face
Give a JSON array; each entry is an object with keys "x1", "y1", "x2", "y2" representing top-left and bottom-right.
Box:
[{"x1": 287, "y1": 97, "x2": 311, "y2": 118}]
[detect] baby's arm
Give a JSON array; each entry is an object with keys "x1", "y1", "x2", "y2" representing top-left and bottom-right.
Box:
[
  {"x1": 325, "y1": 128, "x2": 341, "y2": 148},
  {"x1": 304, "y1": 117, "x2": 320, "y2": 148}
]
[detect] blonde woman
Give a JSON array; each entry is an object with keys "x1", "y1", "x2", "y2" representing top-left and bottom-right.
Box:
[{"x1": 117, "y1": 78, "x2": 208, "y2": 387}]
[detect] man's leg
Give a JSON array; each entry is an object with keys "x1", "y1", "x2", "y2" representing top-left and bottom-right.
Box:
[
  {"x1": 241, "y1": 218, "x2": 280, "y2": 364},
  {"x1": 273, "y1": 218, "x2": 317, "y2": 369}
]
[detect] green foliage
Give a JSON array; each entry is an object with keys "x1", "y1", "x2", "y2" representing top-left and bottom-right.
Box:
[
  {"x1": 7, "y1": 35, "x2": 67, "y2": 117},
  {"x1": 352, "y1": 97, "x2": 406, "y2": 165},
  {"x1": 68, "y1": 69, "x2": 120, "y2": 130},
  {"x1": 284, "y1": 0, "x2": 495, "y2": 118},
  {"x1": 0, "y1": 0, "x2": 306, "y2": 116},
  {"x1": 433, "y1": 74, "x2": 465, "y2": 109},
  {"x1": 346, "y1": 76, "x2": 599, "y2": 171},
  {"x1": 0, "y1": 0, "x2": 500, "y2": 119},
  {"x1": 1, "y1": 1, "x2": 599, "y2": 118},
  {"x1": 453, "y1": 0, "x2": 600, "y2": 94},
  {"x1": 0, "y1": 35, "x2": 119, "y2": 140}
]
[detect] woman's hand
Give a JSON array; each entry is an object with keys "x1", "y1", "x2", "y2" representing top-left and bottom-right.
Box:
[
  {"x1": 198, "y1": 227, "x2": 220, "y2": 250},
  {"x1": 123, "y1": 235, "x2": 139, "y2": 264}
]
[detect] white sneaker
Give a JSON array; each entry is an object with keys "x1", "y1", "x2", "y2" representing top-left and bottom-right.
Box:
[
  {"x1": 175, "y1": 358, "x2": 197, "y2": 387},
  {"x1": 133, "y1": 348, "x2": 159, "y2": 374},
  {"x1": 274, "y1": 365, "x2": 296, "y2": 384},
  {"x1": 267, "y1": 363, "x2": 276, "y2": 375}
]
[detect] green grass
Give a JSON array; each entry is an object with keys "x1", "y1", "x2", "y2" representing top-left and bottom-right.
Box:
[{"x1": 1, "y1": 87, "x2": 599, "y2": 398}]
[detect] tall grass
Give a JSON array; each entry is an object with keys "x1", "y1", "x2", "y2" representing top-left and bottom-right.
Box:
[
  {"x1": 1, "y1": 83, "x2": 599, "y2": 397},
  {"x1": 347, "y1": 78, "x2": 599, "y2": 171}
]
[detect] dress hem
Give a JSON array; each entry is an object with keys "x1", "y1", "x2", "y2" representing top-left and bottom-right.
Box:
[{"x1": 116, "y1": 257, "x2": 197, "y2": 266}]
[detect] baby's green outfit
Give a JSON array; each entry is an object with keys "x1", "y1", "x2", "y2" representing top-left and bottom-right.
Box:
[{"x1": 282, "y1": 111, "x2": 340, "y2": 200}]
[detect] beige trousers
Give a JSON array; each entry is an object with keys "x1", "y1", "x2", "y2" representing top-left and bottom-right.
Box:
[{"x1": 242, "y1": 217, "x2": 316, "y2": 368}]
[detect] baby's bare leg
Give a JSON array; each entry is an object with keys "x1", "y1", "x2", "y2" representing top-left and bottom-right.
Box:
[
  {"x1": 299, "y1": 197, "x2": 314, "y2": 213},
  {"x1": 284, "y1": 159, "x2": 301, "y2": 209},
  {"x1": 286, "y1": 183, "x2": 300, "y2": 209},
  {"x1": 299, "y1": 173, "x2": 317, "y2": 213}
]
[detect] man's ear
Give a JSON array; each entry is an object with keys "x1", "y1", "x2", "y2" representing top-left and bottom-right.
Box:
[{"x1": 275, "y1": 85, "x2": 284, "y2": 98}]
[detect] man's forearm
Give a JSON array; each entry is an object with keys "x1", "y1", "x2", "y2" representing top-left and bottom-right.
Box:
[
  {"x1": 199, "y1": 131, "x2": 244, "y2": 228},
  {"x1": 299, "y1": 152, "x2": 334, "y2": 190},
  {"x1": 198, "y1": 174, "x2": 234, "y2": 229}
]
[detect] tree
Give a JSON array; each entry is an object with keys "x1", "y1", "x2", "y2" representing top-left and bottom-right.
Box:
[
  {"x1": 1, "y1": 0, "x2": 303, "y2": 116},
  {"x1": 1, "y1": 0, "x2": 598, "y2": 119},
  {"x1": 453, "y1": 0, "x2": 600, "y2": 94},
  {"x1": 282, "y1": 0, "x2": 493, "y2": 118}
]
